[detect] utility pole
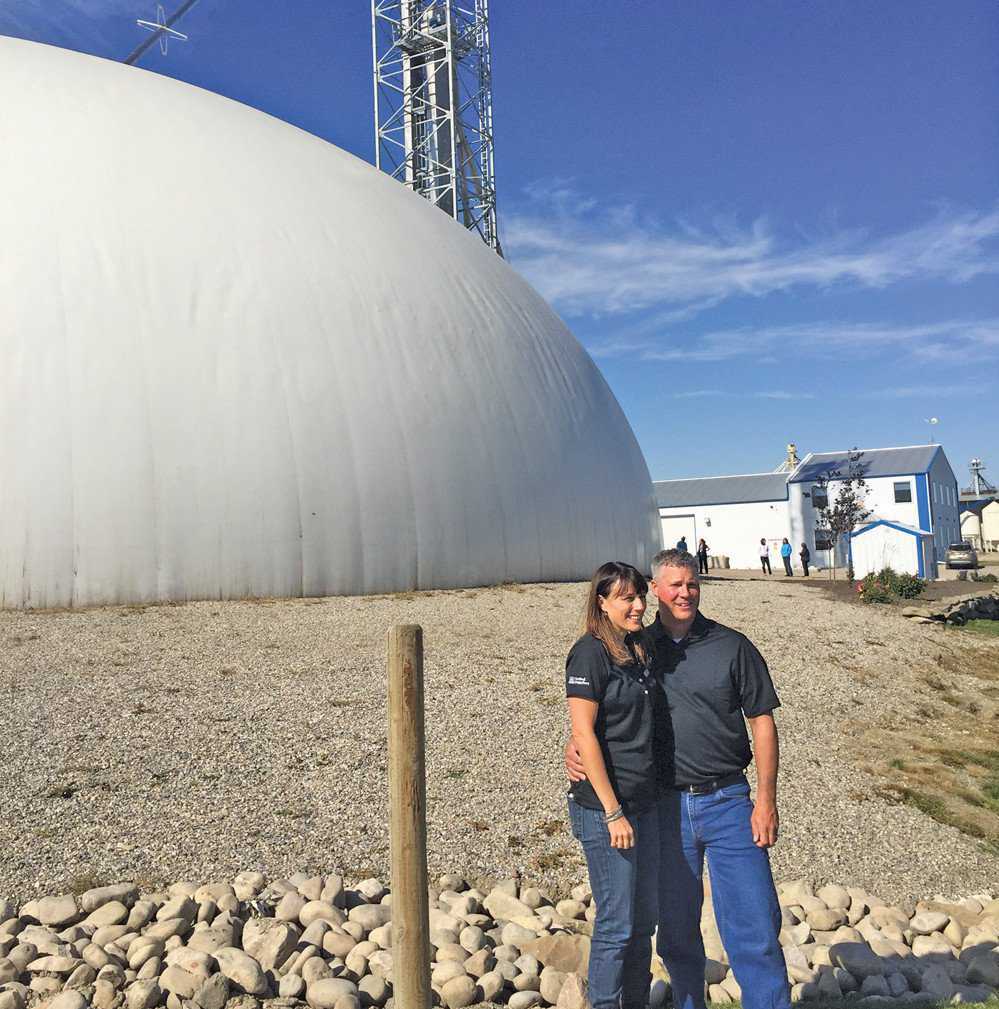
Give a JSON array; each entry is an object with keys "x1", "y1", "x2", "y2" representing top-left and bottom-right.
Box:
[{"x1": 372, "y1": 0, "x2": 501, "y2": 254}]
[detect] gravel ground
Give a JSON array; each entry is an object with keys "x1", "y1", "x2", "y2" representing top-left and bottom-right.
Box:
[{"x1": 2, "y1": 579, "x2": 997, "y2": 905}]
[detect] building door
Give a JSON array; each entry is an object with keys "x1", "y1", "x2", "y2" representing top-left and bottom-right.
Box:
[{"x1": 660, "y1": 514, "x2": 696, "y2": 552}]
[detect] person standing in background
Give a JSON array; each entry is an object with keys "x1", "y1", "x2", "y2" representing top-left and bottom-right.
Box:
[
  {"x1": 780, "y1": 538, "x2": 793, "y2": 577},
  {"x1": 799, "y1": 543, "x2": 810, "y2": 577},
  {"x1": 758, "y1": 538, "x2": 771, "y2": 575},
  {"x1": 677, "y1": 535, "x2": 688, "y2": 553},
  {"x1": 696, "y1": 538, "x2": 709, "y2": 575}
]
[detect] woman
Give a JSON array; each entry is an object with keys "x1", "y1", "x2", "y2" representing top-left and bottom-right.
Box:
[
  {"x1": 696, "y1": 538, "x2": 709, "y2": 575},
  {"x1": 565, "y1": 562, "x2": 664, "y2": 1009},
  {"x1": 780, "y1": 537, "x2": 793, "y2": 577},
  {"x1": 799, "y1": 541, "x2": 811, "y2": 577},
  {"x1": 759, "y1": 538, "x2": 772, "y2": 575}
]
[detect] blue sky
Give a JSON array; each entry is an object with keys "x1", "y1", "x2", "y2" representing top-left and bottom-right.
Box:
[{"x1": 3, "y1": 1, "x2": 998, "y2": 487}]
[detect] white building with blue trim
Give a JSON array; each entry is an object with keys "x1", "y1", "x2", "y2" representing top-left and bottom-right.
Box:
[{"x1": 656, "y1": 444, "x2": 960, "y2": 577}]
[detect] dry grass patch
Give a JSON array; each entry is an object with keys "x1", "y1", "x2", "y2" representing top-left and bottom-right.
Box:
[
  {"x1": 853, "y1": 634, "x2": 999, "y2": 854},
  {"x1": 851, "y1": 633, "x2": 999, "y2": 855}
]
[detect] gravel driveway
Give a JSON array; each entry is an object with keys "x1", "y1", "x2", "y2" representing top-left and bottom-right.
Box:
[{"x1": 2, "y1": 578, "x2": 996, "y2": 905}]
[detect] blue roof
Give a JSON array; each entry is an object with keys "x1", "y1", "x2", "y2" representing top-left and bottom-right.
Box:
[
  {"x1": 655, "y1": 473, "x2": 788, "y2": 508},
  {"x1": 853, "y1": 518, "x2": 932, "y2": 539},
  {"x1": 790, "y1": 445, "x2": 940, "y2": 483}
]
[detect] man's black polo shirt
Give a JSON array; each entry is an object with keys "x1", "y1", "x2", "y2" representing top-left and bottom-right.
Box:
[
  {"x1": 649, "y1": 611, "x2": 780, "y2": 788},
  {"x1": 565, "y1": 633, "x2": 668, "y2": 814}
]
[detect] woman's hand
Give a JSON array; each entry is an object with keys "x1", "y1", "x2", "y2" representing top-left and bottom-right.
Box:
[
  {"x1": 607, "y1": 815, "x2": 634, "y2": 849},
  {"x1": 564, "y1": 739, "x2": 587, "y2": 782}
]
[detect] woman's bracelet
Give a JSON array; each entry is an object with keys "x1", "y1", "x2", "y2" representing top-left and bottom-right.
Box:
[{"x1": 602, "y1": 806, "x2": 624, "y2": 824}]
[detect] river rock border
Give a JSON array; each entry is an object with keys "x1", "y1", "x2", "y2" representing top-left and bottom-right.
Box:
[
  {"x1": 902, "y1": 591, "x2": 999, "y2": 626},
  {"x1": 1, "y1": 874, "x2": 997, "y2": 1009}
]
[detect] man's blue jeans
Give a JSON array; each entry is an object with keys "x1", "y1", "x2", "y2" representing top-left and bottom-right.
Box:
[
  {"x1": 656, "y1": 779, "x2": 791, "y2": 1009},
  {"x1": 568, "y1": 797, "x2": 659, "y2": 1009}
]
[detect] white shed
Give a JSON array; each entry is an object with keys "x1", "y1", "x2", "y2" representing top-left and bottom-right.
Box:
[{"x1": 849, "y1": 519, "x2": 936, "y2": 580}]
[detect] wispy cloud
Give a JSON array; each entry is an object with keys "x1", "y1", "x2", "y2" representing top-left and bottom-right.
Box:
[
  {"x1": 2, "y1": 0, "x2": 139, "y2": 43},
  {"x1": 867, "y1": 384, "x2": 989, "y2": 399},
  {"x1": 669, "y1": 389, "x2": 816, "y2": 401},
  {"x1": 593, "y1": 318, "x2": 999, "y2": 365},
  {"x1": 506, "y1": 182, "x2": 999, "y2": 321}
]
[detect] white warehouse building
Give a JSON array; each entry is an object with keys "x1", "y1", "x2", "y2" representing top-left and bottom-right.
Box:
[{"x1": 656, "y1": 444, "x2": 960, "y2": 579}]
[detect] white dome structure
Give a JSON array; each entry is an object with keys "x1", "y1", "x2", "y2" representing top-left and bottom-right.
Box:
[{"x1": 0, "y1": 38, "x2": 659, "y2": 608}]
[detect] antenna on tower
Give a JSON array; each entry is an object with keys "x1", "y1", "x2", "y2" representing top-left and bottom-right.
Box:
[
  {"x1": 125, "y1": 0, "x2": 200, "y2": 65},
  {"x1": 372, "y1": 0, "x2": 502, "y2": 254}
]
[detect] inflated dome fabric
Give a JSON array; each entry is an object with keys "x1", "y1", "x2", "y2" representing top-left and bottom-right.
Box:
[{"x1": 0, "y1": 38, "x2": 660, "y2": 607}]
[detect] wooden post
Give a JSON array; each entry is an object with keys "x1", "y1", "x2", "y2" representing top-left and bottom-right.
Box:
[{"x1": 388, "y1": 625, "x2": 431, "y2": 1009}]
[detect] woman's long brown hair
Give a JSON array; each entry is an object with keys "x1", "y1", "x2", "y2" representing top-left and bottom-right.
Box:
[{"x1": 581, "y1": 561, "x2": 650, "y2": 666}]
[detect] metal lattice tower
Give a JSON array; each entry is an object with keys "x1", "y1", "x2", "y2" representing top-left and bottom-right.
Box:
[
  {"x1": 969, "y1": 458, "x2": 996, "y2": 497},
  {"x1": 372, "y1": 0, "x2": 501, "y2": 254}
]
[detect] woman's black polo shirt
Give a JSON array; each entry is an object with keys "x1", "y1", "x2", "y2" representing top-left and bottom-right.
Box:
[{"x1": 565, "y1": 633, "x2": 667, "y2": 814}]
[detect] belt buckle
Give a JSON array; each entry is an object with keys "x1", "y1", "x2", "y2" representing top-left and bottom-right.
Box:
[{"x1": 688, "y1": 781, "x2": 714, "y2": 795}]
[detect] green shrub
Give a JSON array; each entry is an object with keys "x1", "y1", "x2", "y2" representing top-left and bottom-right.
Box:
[
  {"x1": 893, "y1": 572, "x2": 925, "y2": 598},
  {"x1": 859, "y1": 573, "x2": 894, "y2": 604},
  {"x1": 858, "y1": 567, "x2": 924, "y2": 603}
]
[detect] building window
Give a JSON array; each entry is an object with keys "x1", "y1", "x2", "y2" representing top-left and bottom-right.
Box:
[
  {"x1": 814, "y1": 528, "x2": 833, "y2": 551},
  {"x1": 894, "y1": 481, "x2": 912, "y2": 503},
  {"x1": 811, "y1": 485, "x2": 828, "y2": 510}
]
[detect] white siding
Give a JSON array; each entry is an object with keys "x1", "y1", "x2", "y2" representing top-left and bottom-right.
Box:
[
  {"x1": 658, "y1": 500, "x2": 790, "y2": 570},
  {"x1": 790, "y1": 476, "x2": 920, "y2": 568},
  {"x1": 660, "y1": 515, "x2": 697, "y2": 552},
  {"x1": 859, "y1": 476, "x2": 922, "y2": 528}
]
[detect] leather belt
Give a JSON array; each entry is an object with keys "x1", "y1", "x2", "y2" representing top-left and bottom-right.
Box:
[{"x1": 673, "y1": 771, "x2": 745, "y2": 795}]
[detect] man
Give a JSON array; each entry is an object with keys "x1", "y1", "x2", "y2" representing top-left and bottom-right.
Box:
[
  {"x1": 677, "y1": 535, "x2": 688, "y2": 553},
  {"x1": 566, "y1": 549, "x2": 790, "y2": 1009}
]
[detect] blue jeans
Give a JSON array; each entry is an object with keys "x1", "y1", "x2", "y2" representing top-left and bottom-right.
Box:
[
  {"x1": 568, "y1": 797, "x2": 659, "y2": 1009},
  {"x1": 657, "y1": 779, "x2": 790, "y2": 1009}
]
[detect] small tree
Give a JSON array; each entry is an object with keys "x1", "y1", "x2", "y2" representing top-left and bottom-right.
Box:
[{"x1": 813, "y1": 448, "x2": 872, "y2": 582}]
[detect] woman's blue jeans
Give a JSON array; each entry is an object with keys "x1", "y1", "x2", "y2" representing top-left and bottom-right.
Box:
[
  {"x1": 568, "y1": 797, "x2": 659, "y2": 1009},
  {"x1": 656, "y1": 779, "x2": 791, "y2": 1009}
]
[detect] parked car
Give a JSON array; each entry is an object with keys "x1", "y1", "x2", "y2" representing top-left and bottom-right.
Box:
[{"x1": 945, "y1": 542, "x2": 979, "y2": 569}]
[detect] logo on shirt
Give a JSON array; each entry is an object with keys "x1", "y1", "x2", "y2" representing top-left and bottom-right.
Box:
[{"x1": 567, "y1": 676, "x2": 590, "y2": 686}]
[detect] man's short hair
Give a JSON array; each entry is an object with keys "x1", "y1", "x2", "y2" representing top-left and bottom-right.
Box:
[{"x1": 651, "y1": 548, "x2": 698, "y2": 579}]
